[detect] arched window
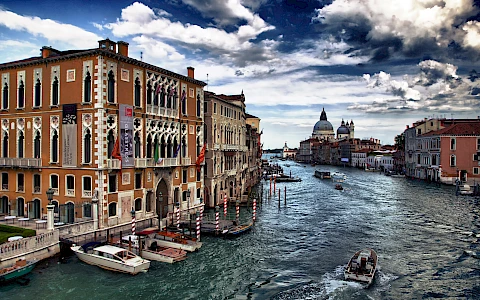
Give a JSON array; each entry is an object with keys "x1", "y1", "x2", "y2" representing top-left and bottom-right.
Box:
[
  {"x1": 146, "y1": 82, "x2": 152, "y2": 105},
  {"x1": 34, "y1": 79, "x2": 41, "y2": 107},
  {"x1": 196, "y1": 93, "x2": 201, "y2": 117},
  {"x1": 134, "y1": 77, "x2": 141, "y2": 107},
  {"x1": 2, "y1": 132, "x2": 8, "y2": 157},
  {"x1": 84, "y1": 128, "x2": 91, "y2": 163},
  {"x1": 160, "y1": 136, "x2": 166, "y2": 158},
  {"x1": 181, "y1": 90, "x2": 187, "y2": 115},
  {"x1": 2, "y1": 82, "x2": 8, "y2": 109},
  {"x1": 52, "y1": 129, "x2": 58, "y2": 163},
  {"x1": 134, "y1": 132, "x2": 141, "y2": 158},
  {"x1": 146, "y1": 135, "x2": 152, "y2": 158},
  {"x1": 172, "y1": 89, "x2": 178, "y2": 110},
  {"x1": 34, "y1": 131, "x2": 41, "y2": 158},
  {"x1": 134, "y1": 198, "x2": 142, "y2": 211},
  {"x1": 108, "y1": 202, "x2": 117, "y2": 217},
  {"x1": 52, "y1": 77, "x2": 59, "y2": 106},
  {"x1": 166, "y1": 86, "x2": 172, "y2": 108},
  {"x1": 107, "y1": 130, "x2": 114, "y2": 158},
  {"x1": 160, "y1": 85, "x2": 165, "y2": 107},
  {"x1": 450, "y1": 155, "x2": 456, "y2": 167},
  {"x1": 18, "y1": 131, "x2": 24, "y2": 158},
  {"x1": 84, "y1": 71, "x2": 91, "y2": 103},
  {"x1": 450, "y1": 138, "x2": 456, "y2": 150},
  {"x1": 107, "y1": 70, "x2": 115, "y2": 103},
  {"x1": 18, "y1": 80, "x2": 24, "y2": 108},
  {"x1": 154, "y1": 84, "x2": 160, "y2": 106}
]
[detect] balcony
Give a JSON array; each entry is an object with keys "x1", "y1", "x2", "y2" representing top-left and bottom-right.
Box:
[
  {"x1": 0, "y1": 158, "x2": 41, "y2": 168},
  {"x1": 213, "y1": 144, "x2": 220, "y2": 150},
  {"x1": 226, "y1": 169, "x2": 237, "y2": 177},
  {"x1": 154, "y1": 157, "x2": 179, "y2": 168},
  {"x1": 107, "y1": 159, "x2": 121, "y2": 169},
  {"x1": 66, "y1": 189, "x2": 75, "y2": 196},
  {"x1": 2, "y1": 184, "x2": 7, "y2": 190},
  {"x1": 135, "y1": 158, "x2": 150, "y2": 168},
  {"x1": 222, "y1": 145, "x2": 239, "y2": 151}
]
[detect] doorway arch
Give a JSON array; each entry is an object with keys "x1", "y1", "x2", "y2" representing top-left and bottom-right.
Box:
[{"x1": 156, "y1": 179, "x2": 168, "y2": 219}]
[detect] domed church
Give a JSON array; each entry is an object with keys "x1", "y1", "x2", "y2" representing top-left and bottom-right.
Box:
[
  {"x1": 312, "y1": 108, "x2": 335, "y2": 141},
  {"x1": 312, "y1": 108, "x2": 354, "y2": 141}
]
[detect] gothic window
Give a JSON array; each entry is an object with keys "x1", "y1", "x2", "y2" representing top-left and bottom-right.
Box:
[
  {"x1": 146, "y1": 82, "x2": 152, "y2": 105},
  {"x1": 173, "y1": 88, "x2": 178, "y2": 110},
  {"x1": 52, "y1": 77, "x2": 59, "y2": 106},
  {"x1": 107, "y1": 130, "x2": 114, "y2": 158},
  {"x1": 18, "y1": 80, "x2": 24, "y2": 108},
  {"x1": 2, "y1": 132, "x2": 8, "y2": 157},
  {"x1": 51, "y1": 129, "x2": 59, "y2": 163},
  {"x1": 167, "y1": 86, "x2": 172, "y2": 108},
  {"x1": 107, "y1": 70, "x2": 115, "y2": 103},
  {"x1": 18, "y1": 131, "x2": 24, "y2": 158},
  {"x1": 181, "y1": 90, "x2": 187, "y2": 115},
  {"x1": 2, "y1": 82, "x2": 8, "y2": 109},
  {"x1": 159, "y1": 85, "x2": 165, "y2": 107},
  {"x1": 84, "y1": 128, "x2": 91, "y2": 164},
  {"x1": 154, "y1": 84, "x2": 160, "y2": 106},
  {"x1": 134, "y1": 77, "x2": 141, "y2": 107},
  {"x1": 34, "y1": 79, "x2": 41, "y2": 107},
  {"x1": 134, "y1": 132, "x2": 141, "y2": 158},
  {"x1": 146, "y1": 135, "x2": 152, "y2": 158},
  {"x1": 160, "y1": 136, "x2": 166, "y2": 158},
  {"x1": 196, "y1": 93, "x2": 201, "y2": 117},
  {"x1": 182, "y1": 137, "x2": 187, "y2": 158},
  {"x1": 166, "y1": 136, "x2": 172, "y2": 158},
  {"x1": 84, "y1": 71, "x2": 91, "y2": 103}
]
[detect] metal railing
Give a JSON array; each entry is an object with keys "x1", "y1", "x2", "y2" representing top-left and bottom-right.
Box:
[{"x1": 0, "y1": 157, "x2": 41, "y2": 167}]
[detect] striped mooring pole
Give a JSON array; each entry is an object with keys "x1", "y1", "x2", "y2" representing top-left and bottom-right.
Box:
[
  {"x1": 223, "y1": 195, "x2": 228, "y2": 217},
  {"x1": 131, "y1": 210, "x2": 136, "y2": 236},
  {"x1": 176, "y1": 206, "x2": 180, "y2": 230},
  {"x1": 196, "y1": 213, "x2": 201, "y2": 241},
  {"x1": 253, "y1": 198, "x2": 257, "y2": 222},
  {"x1": 235, "y1": 200, "x2": 240, "y2": 223},
  {"x1": 215, "y1": 206, "x2": 220, "y2": 233}
]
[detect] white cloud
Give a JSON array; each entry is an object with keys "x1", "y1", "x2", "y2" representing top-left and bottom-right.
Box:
[{"x1": 0, "y1": 9, "x2": 101, "y2": 48}]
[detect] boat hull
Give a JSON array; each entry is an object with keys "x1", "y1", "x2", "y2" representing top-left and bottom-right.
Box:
[
  {"x1": 71, "y1": 245, "x2": 150, "y2": 275},
  {"x1": 0, "y1": 260, "x2": 37, "y2": 283},
  {"x1": 344, "y1": 248, "x2": 377, "y2": 286}
]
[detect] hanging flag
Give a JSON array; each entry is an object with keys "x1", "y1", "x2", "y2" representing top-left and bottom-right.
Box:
[
  {"x1": 195, "y1": 143, "x2": 206, "y2": 172},
  {"x1": 153, "y1": 140, "x2": 161, "y2": 164},
  {"x1": 173, "y1": 143, "x2": 181, "y2": 158},
  {"x1": 112, "y1": 136, "x2": 122, "y2": 172},
  {"x1": 154, "y1": 84, "x2": 161, "y2": 97}
]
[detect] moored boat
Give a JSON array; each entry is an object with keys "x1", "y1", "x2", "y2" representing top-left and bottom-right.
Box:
[
  {"x1": 137, "y1": 230, "x2": 202, "y2": 252},
  {"x1": 225, "y1": 221, "x2": 253, "y2": 237},
  {"x1": 344, "y1": 248, "x2": 377, "y2": 286},
  {"x1": 275, "y1": 176, "x2": 301, "y2": 182},
  {"x1": 0, "y1": 258, "x2": 37, "y2": 283},
  {"x1": 118, "y1": 235, "x2": 187, "y2": 263},
  {"x1": 71, "y1": 242, "x2": 150, "y2": 275}
]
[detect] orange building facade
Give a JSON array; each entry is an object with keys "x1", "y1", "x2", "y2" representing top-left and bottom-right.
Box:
[{"x1": 0, "y1": 39, "x2": 206, "y2": 228}]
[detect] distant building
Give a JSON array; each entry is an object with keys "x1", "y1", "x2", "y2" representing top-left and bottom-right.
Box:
[{"x1": 282, "y1": 142, "x2": 297, "y2": 159}]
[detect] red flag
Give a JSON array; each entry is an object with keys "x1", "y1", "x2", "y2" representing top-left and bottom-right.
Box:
[
  {"x1": 195, "y1": 144, "x2": 206, "y2": 172},
  {"x1": 112, "y1": 137, "x2": 122, "y2": 172}
]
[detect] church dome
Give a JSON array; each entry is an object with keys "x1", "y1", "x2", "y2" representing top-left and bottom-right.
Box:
[
  {"x1": 313, "y1": 108, "x2": 333, "y2": 131},
  {"x1": 337, "y1": 119, "x2": 350, "y2": 135}
]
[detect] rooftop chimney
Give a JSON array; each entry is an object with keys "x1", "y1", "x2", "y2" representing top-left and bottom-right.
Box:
[
  {"x1": 41, "y1": 46, "x2": 52, "y2": 58},
  {"x1": 117, "y1": 41, "x2": 129, "y2": 57},
  {"x1": 187, "y1": 67, "x2": 195, "y2": 79}
]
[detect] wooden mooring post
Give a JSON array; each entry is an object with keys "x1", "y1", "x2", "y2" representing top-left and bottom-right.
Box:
[{"x1": 284, "y1": 186, "x2": 287, "y2": 206}]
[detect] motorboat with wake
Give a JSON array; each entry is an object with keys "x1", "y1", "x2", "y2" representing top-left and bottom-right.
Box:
[{"x1": 344, "y1": 248, "x2": 377, "y2": 286}]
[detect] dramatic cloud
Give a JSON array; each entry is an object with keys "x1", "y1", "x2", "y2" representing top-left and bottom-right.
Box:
[
  {"x1": 354, "y1": 60, "x2": 480, "y2": 113},
  {"x1": 0, "y1": 9, "x2": 101, "y2": 48},
  {"x1": 312, "y1": 0, "x2": 480, "y2": 61}
]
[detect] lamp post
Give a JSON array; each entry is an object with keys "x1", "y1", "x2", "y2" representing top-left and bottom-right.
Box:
[
  {"x1": 46, "y1": 188, "x2": 55, "y2": 230},
  {"x1": 158, "y1": 191, "x2": 163, "y2": 230}
]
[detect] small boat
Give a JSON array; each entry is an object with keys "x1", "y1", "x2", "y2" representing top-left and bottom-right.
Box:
[
  {"x1": 344, "y1": 248, "x2": 377, "y2": 286},
  {"x1": 314, "y1": 170, "x2": 331, "y2": 179},
  {"x1": 274, "y1": 176, "x2": 301, "y2": 182},
  {"x1": 137, "y1": 230, "x2": 202, "y2": 252},
  {"x1": 225, "y1": 221, "x2": 253, "y2": 237},
  {"x1": 335, "y1": 184, "x2": 343, "y2": 190},
  {"x1": 118, "y1": 235, "x2": 187, "y2": 264},
  {"x1": 457, "y1": 184, "x2": 473, "y2": 196},
  {"x1": 71, "y1": 242, "x2": 150, "y2": 275},
  {"x1": 331, "y1": 172, "x2": 347, "y2": 182},
  {"x1": 0, "y1": 258, "x2": 37, "y2": 283}
]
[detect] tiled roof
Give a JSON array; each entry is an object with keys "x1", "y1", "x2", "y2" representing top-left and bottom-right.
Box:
[{"x1": 423, "y1": 122, "x2": 480, "y2": 136}]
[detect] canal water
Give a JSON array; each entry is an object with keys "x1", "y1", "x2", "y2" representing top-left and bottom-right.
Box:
[{"x1": 1, "y1": 160, "x2": 480, "y2": 299}]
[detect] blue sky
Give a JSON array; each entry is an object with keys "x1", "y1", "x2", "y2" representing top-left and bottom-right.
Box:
[{"x1": 1, "y1": 0, "x2": 480, "y2": 149}]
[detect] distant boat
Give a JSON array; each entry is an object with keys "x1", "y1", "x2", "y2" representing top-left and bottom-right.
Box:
[
  {"x1": 335, "y1": 184, "x2": 343, "y2": 190},
  {"x1": 0, "y1": 258, "x2": 37, "y2": 283},
  {"x1": 275, "y1": 176, "x2": 301, "y2": 182},
  {"x1": 314, "y1": 170, "x2": 331, "y2": 179},
  {"x1": 225, "y1": 221, "x2": 253, "y2": 237},
  {"x1": 344, "y1": 248, "x2": 377, "y2": 286},
  {"x1": 71, "y1": 242, "x2": 151, "y2": 275},
  {"x1": 331, "y1": 172, "x2": 347, "y2": 182}
]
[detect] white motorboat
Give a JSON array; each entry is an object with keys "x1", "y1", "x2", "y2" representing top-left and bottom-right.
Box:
[
  {"x1": 344, "y1": 248, "x2": 377, "y2": 286},
  {"x1": 331, "y1": 172, "x2": 347, "y2": 182},
  {"x1": 119, "y1": 235, "x2": 187, "y2": 263},
  {"x1": 137, "y1": 230, "x2": 202, "y2": 252},
  {"x1": 71, "y1": 242, "x2": 150, "y2": 275}
]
